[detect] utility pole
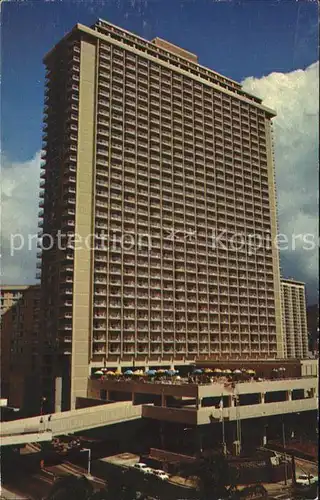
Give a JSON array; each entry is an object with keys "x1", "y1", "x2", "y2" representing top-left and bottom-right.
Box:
[
  {"x1": 221, "y1": 394, "x2": 227, "y2": 455},
  {"x1": 282, "y1": 419, "x2": 288, "y2": 486},
  {"x1": 235, "y1": 388, "x2": 242, "y2": 455}
]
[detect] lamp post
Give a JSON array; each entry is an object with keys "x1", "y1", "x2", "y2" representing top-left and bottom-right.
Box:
[
  {"x1": 80, "y1": 448, "x2": 92, "y2": 478},
  {"x1": 40, "y1": 396, "x2": 46, "y2": 416}
]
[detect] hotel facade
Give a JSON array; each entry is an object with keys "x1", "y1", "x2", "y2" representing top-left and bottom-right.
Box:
[{"x1": 39, "y1": 19, "x2": 284, "y2": 410}]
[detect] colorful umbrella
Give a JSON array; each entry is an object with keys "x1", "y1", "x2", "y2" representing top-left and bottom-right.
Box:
[
  {"x1": 106, "y1": 371, "x2": 115, "y2": 375},
  {"x1": 193, "y1": 369, "x2": 203, "y2": 374},
  {"x1": 214, "y1": 368, "x2": 222, "y2": 373},
  {"x1": 204, "y1": 368, "x2": 213, "y2": 373},
  {"x1": 223, "y1": 369, "x2": 232, "y2": 374},
  {"x1": 115, "y1": 369, "x2": 122, "y2": 375},
  {"x1": 246, "y1": 369, "x2": 255, "y2": 375},
  {"x1": 146, "y1": 370, "x2": 156, "y2": 376},
  {"x1": 94, "y1": 370, "x2": 103, "y2": 375},
  {"x1": 233, "y1": 369, "x2": 242, "y2": 374},
  {"x1": 124, "y1": 370, "x2": 133, "y2": 375},
  {"x1": 166, "y1": 369, "x2": 176, "y2": 376}
]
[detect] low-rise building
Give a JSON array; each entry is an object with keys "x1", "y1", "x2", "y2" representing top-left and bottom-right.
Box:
[{"x1": 0, "y1": 285, "x2": 41, "y2": 412}]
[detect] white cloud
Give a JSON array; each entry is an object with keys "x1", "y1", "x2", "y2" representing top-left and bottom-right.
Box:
[
  {"x1": 1, "y1": 152, "x2": 41, "y2": 285},
  {"x1": 2, "y1": 62, "x2": 318, "y2": 304},
  {"x1": 242, "y1": 61, "x2": 319, "y2": 303}
]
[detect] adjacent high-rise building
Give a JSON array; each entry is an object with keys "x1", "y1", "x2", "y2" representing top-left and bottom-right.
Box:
[
  {"x1": 281, "y1": 279, "x2": 309, "y2": 359},
  {"x1": 39, "y1": 19, "x2": 284, "y2": 410}
]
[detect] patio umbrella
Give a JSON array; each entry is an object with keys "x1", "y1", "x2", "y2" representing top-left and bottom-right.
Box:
[
  {"x1": 272, "y1": 368, "x2": 278, "y2": 372},
  {"x1": 166, "y1": 370, "x2": 176, "y2": 376},
  {"x1": 204, "y1": 368, "x2": 213, "y2": 373},
  {"x1": 134, "y1": 369, "x2": 143, "y2": 376},
  {"x1": 279, "y1": 367, "x2": 286, "y2": 371},
  {"x1": 223, "y1": 369, "x2": 232, "y2": 374},
  {"x1": 106, "y1": 371, "x2": 115, "y2": 375},
  {"x1": 246, "y1": 369, "x2": 255, "y2": 375},
  {"x1": 214, "y1": 368, "x2": 222, "y2": 373},
  {"x1": 124, "y1": 370, "x2": 133, "y2": 376},
  {"x1": 157, "y1": 369, "x2": 166, "y2": 374},
  {"x1": 115, "y1": 368, "x2": 122, "y2": 375},
  {"x1": 146, "y1": 369, "x2": 156, "y2": 376},
  {"x1": 101, "y1": 368, "x2": 108, "y2": 372},
  {"x1": 176, "y1": 375, "x2": 181, "y2": 380},
  {"x1": 233, "y1": 369, "x2": 242, "y2": 374},
  {"x1": 94, "y1": 370, "x2": 103, "y2": 375},
  {"x1": 193, "y1": 369, "x2": 203, "y2": 374}
]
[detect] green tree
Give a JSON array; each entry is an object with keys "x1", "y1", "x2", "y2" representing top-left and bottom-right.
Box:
[{"x1": 46, "y1": 475, "x2": 94, "y2": 500}]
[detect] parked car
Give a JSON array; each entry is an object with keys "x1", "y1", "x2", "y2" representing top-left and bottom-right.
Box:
[
  {"x1": 133, "y1": 463, "x2": 153, "y2": 474},
  {"x1": 296, "y1": 474, "x2": 315, "y2": 486},
  {"x1": 152, "y1": 469, "x2": 169, "y2": 480}
]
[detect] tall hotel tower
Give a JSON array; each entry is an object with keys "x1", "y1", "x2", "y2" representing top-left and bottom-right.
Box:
[{"x1": 39, "y1": 19, "x2": 284, "y2": 409}]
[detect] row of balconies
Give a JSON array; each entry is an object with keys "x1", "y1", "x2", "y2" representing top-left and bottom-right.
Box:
[
  {"x1": 92, "y1": 346, "x2": 269, "y2": 355},
  {"x1": 93, "y1": 199, "x2": 270, "y2": 216},
  {"x1": 92, "y1": 207, "x2": 271, "y2": 223}
]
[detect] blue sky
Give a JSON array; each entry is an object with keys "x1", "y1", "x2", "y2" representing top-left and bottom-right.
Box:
[{"x1": 2, "y1": 0, "x2": 318, "y2": 163}]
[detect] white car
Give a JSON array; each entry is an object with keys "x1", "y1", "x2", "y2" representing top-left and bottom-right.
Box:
[
  {"x1": 296, "y1": 474, "x2": 315, "y2": 486},
  {"x1": 152, "y1": 469, "x2": 169, "y2": 480},
  {"x1": 133, "y1": 463, "x2": 153, "y2": 474}
]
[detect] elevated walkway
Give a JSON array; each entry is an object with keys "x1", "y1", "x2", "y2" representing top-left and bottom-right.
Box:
[{"x1": 0, "y1": 401, "x2": 143, "y2": 447}]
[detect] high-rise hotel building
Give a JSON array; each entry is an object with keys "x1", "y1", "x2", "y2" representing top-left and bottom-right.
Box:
[
  {"x1": 281, "y1": 279, "x2": 308, "y2": 359},
  {"x1": 39, "y1": 19, "x2": 284, "y2": 409}
]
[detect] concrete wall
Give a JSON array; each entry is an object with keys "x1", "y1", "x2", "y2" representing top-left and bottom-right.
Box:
[
  {"x1": 265, "y1": 119, "x2": 284, "y2": 358},
  {"x1": 300, "y1": 359, "x2": 318, "y2": 377},
  {"x1": 71, "y1": 39, "x2": 97, "y2": 409}
]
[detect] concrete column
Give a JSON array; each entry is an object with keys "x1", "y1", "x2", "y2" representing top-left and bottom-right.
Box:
[
  {"x1": 260, "y1": 393, "x2": 265, "y2": 404},
  {"x1": 286, "y1": 390, "x2": 292, "y2": 401},
  {"x1": 54, "y1": 376, "x2": 62, "y2": 413},
  {"x1": 196, "y1": 396, "x2": 202, "y2": 409},
  {"x1": 161, "y1": 392, "x2": 166, "y2": 407},
  {"x1": 170, "y1": 363, "x2": 175, "y2": 370}
]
